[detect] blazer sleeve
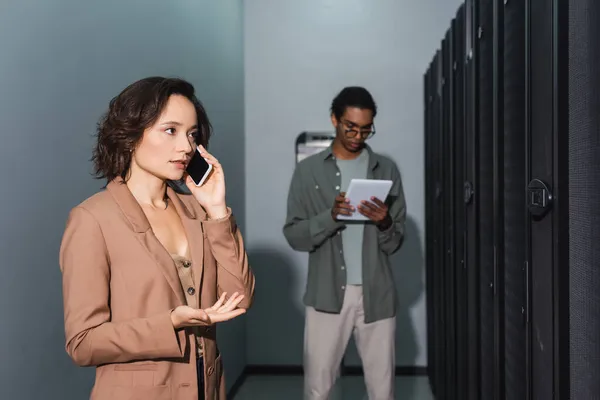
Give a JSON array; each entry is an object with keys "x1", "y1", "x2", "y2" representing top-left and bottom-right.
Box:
[
  {"x1": 202, "y1": 208, "x2": 255, "y2": 309},
  {"x1": 59, "y1": 206, "x2": 185, "y2": 367}
]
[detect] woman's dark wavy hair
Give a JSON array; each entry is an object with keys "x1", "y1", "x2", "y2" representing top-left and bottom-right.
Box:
[{"x1": 92, "y1": 76, "x2": 212, "y2": 183}]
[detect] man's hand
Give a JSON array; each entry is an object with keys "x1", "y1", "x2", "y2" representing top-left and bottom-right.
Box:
[
  {"x1": 358, "y1": 197, "x2": 392, "y2": 230},
  {"x1": 331, "y1": 192, "x2": 354, "y2": 220}
]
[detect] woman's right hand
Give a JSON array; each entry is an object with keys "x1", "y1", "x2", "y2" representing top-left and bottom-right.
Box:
[{"x1": 170, "y1": 292, "x2": 246, "y2": 329}]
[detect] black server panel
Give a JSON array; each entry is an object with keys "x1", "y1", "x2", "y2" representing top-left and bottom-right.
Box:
[
  {"x1": 452, "y1": 6, "x2": 468, "y2": 400},
  {"x1": 441, "y1": 27, "x2": 456, "y2": 400},
  {"x1": 476, "y1": 0, "x2": 496, "y2": 397},
  {"x1": 566, "y1": 0, "x2": 600, "y2": 398},
  {"x1": 502, "y1": 0, "x2": 527, "y2": 398},
  {"x1": 464, "y1": 0, "x2": 482, "y2": 399},
  {"x1": 423, "y1": 1, "x2": 599, "y2": 399}
]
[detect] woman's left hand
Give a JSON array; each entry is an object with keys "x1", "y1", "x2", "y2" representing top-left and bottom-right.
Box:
[{"x1": 185, "y1": 145, "x2": 227, "y2": 219}]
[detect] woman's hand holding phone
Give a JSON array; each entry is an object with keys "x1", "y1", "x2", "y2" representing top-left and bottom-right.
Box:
[{"x1": 185, "y1": 145, "x2": 227, "y2": 219}]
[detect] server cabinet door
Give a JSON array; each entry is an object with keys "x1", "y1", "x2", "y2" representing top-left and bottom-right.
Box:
[
  {"x1": 565, "y1": 0, "x2": 600, "y2": 399},
  {"x1": 528, "y1": 0, "x2": 557, "y2": 398},
  {"x1": 425, "y1": 57, "x2": 440, "y2": 398},
  {"x1": 432, "y1": 50, "x2": 443, "y2": 398},
  {"x1": 452, "y1": 7, "x2": 468, "y2": 400},
  {"x1": 565, "y1": 0, "x2": 600, "y2": 398},
  {"x1": 502, "y1": 0, "x2": 527, "y2": 398},
  {"x1": 475, "y1": 0, "x2": 497, "y2": 398},
  {"x1": 492, "y1": 0, "x2": 508, "y2": 398},
  {"x1": 464, "y1": 0, "x2": 482, "y2": 399},
  {"x1": 424, "y1": 63, "x2": 434, "y2": 395},
  {"x1": 442, "y1": 28, "x2": 457, "y2": 400}
]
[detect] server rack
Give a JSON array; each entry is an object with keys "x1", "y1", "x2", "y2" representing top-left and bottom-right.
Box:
[
  {"x1": 528, "y1": 0, "x2": 569, "y2": 398},
  {"x1": 452, "y1": 6, "x2": 468, "y2": 400},
  {"x1": 424, "y1": 58, "x2": 437, "y2": 398},
  {"x1": 476, "y1": 0, "x2": 497, "y2": 398},
  {"x1": 502, "y1": 0, "x2": 527, "y2": 398},
  {"x1": 491, "y1": 1, "x2": 506, "y2": 398},
  {"x1": 441, "y1": 27, "x2": 457, "y2": 400},
  {"x1": 423, "y1": 62, "x2": 432, "y2": 397},
  {"x1": 464, "y1": 0, "x2": 482, "y2": 399},
  {"x1": 565, "y1": 0, "x2": 600, "y2": 398},
  {"x1": 430, "y1": 50, "x2": 443, "y2": 398},
  {"x1": 527, "y1": 0, "x2": 555, "y2": 397},
  {"x1": 424, "y1": 1, "x2": 600, "y2": 399}
]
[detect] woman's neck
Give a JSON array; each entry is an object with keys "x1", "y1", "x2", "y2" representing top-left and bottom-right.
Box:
[{"x1": 126, "y1": 168, "x2": 168, "y2": 209}]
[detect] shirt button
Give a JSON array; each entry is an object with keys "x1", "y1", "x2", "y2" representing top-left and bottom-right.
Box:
[
  {"x1": 336, "y1": 172, "x2": 340, "y2": 176},
  {"x1": 187, "y1": 287, "x2": 195, "y2": 295},
  {"x1": 341, "y1": 266, "x2": 345, "y2": 270},
  {"x1": 315, "y1": 185, "x2": 319, "y2": 189},
  {"x1": 335, "y1": 185, "x2": 340, "y2": 190},
  {"x1": 341, "y1": 286, "x2": 346, "y2": 290}
]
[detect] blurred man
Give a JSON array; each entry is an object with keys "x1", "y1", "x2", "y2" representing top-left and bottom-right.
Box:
[{"x1": 283, "y1": 87, "x2": 407, "y2": 400}]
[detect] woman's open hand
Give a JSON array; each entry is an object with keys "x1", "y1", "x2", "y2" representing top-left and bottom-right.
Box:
[{"x1": 170, "y1": 292, "x2": 246, "y2": 329}]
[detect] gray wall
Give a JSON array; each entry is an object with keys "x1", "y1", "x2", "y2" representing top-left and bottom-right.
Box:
[
  {"x1": 244, "y1": 0, "x2": 462, "y2": 367},
  {"x1": 0, "y1": 1, "x2": 245, "y2": 398}
]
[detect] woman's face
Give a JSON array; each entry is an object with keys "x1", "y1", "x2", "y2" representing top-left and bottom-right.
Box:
[{"x1": 131, "y1": 94, "x2": 198, "y2": 182}]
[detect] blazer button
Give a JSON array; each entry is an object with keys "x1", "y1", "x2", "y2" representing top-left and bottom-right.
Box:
[
  {"x1": 207, "y1": 366, "x2": 214, "y2": 376},
  {"x1": 183, "y1": 261, "x2": 191, "y2": 268},
  {"x1": 187, "y1": 287, "x2": 195, "y2": 295}
]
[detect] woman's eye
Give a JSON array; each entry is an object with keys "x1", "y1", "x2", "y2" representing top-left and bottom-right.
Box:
[
  {"x1": 188, "y1": 131, "x2": 196, "y2": 138},
  {"x1": 165, "y1": 128, "x2": 175, "y2": 135}
]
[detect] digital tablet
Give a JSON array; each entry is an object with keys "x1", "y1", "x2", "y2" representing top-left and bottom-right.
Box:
[{"x1": 337, "y1": 179, "x2": 393, "y2": 221}]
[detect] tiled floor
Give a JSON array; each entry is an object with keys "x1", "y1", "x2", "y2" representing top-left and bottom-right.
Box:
[{"x1": 232, "y1": 375, "x2": 434, "y2": 400}]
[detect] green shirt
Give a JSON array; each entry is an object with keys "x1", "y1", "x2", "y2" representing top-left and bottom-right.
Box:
[
  {"x1": 283, "y1": 144, "x2": 407, "y2": 323},
  {"x1": 336, "y1": 149, "x2": 369, "y2": 285}
]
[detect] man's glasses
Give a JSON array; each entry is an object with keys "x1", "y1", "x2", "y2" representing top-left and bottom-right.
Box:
[{"x1": 341, "y1": 120, "x2": 376, "y2": 139}]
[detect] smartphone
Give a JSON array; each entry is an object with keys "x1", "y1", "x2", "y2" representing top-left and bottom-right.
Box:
[{"x1": 186, "y1": 148, "x2": 213, "y2": 186}]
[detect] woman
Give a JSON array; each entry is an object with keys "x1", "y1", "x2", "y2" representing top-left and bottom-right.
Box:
[{"x1": 59, "y1": 77, "x2": 255, "y2": 400}]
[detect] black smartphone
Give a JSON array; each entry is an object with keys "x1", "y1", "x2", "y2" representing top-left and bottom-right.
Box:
[{"x1": 186, "y1": 148, "x2": 213, "y2": 186}]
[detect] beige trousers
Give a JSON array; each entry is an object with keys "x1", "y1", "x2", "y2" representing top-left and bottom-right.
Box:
[{"x1": 303, "y1": 285, "x2": 396, "y2": 400}]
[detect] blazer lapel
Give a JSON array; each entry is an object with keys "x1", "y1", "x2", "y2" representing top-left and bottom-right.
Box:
[
  {"x1": 167, "y1": 188, "x2": 205, "y2": 296},
  {"x1": 106, "y1": 179, "x2": 186, "y2": 305}
]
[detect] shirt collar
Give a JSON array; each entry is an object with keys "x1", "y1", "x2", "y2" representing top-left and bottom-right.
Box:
[{"x1": 322, "y1": 143, "x2": 379, "y2": 170}]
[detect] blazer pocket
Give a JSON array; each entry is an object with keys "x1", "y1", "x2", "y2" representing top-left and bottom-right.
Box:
[
  {"x1": 110, "y1": 385, "x2": 170, "y2": 399},
  {"x1": 114, "y1": 362, "x2": 158, "y2": 371}
]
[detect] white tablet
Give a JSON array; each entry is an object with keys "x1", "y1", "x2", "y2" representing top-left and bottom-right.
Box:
[{"x1": 337, "y1": 179, "x2": 393, "y2": 221}]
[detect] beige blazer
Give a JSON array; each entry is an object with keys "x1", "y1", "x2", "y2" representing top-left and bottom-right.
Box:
[{"x1": 59, "y1": 178, "x2": 255, "y2": 400}]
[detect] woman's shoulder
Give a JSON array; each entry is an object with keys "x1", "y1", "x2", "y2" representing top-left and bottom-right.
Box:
[{"x1": 68, "y1": 188, "x2": 115, "y2": 221}]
